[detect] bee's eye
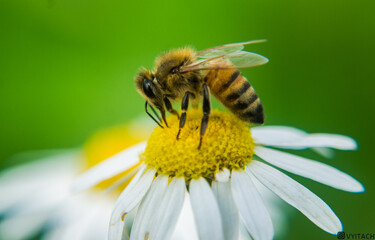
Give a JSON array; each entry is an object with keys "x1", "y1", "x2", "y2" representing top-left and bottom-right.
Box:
[{"x1": 142, "y1": 79, "x2": 155, "y2": 98}]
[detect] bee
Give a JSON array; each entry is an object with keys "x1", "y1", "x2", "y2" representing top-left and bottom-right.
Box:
[{"x1": 135, "y1": 40, "x2": 268, "y2": 149}]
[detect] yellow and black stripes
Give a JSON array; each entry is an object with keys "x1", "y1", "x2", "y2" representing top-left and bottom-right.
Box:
[
  {"x1": 225, "y1": 81, "x2": 251, "y2": 102},
  {"x1": 205, "y1": 69, "x2": 264, "y2": 124},
  {"x1": 217, "y1": 70, "x2": 240, "y2": 95}
]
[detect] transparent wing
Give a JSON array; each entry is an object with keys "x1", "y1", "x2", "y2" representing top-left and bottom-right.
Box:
[
  {"x1": 197, "y1": 39, "x2": 267, "y2": 58},
  {"x1": 180, "y1": 51, "x2": 269, "y2": 72}
]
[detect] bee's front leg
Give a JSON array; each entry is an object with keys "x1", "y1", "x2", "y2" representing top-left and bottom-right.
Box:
[
  {"x1": 198, "y1": 83, "x2": 211, "y2": 150},
  {"x1": 176, "y1": 92, "x2": 192, "y2": 140},
  {"x1": 163, "y1": 95, "x2": 180, "y2": 120}
]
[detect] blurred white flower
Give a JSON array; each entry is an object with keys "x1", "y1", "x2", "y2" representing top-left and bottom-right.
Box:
[
  {"x1": 0, "y1": 150, "x2": 114, "y2": 240},
  {"x1": 0, "y1": 121, "x2": 198, "y2": 240}
]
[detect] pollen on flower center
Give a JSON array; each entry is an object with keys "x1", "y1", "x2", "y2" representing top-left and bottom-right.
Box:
[{"x1": 142, "y1": 109, "x2": 255, "y2": 180}]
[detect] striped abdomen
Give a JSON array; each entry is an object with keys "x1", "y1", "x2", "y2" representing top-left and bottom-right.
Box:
[{"x1": 204, "y1": 69, "x2": 264, "y2": 124}]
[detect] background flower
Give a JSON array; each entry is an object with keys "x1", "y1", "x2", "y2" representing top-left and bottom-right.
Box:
[
  {"x1": 1, "y1": 0, "x2": 374, "y2": 239},
  {"x1": 0, "y1": 122, "x2": 156, "y2": 240},
  {"x1": 0, "y1": 151, "x2": 113, "y2": 240}
]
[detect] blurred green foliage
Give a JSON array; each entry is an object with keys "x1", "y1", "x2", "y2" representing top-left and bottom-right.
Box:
[{"x1": 0, "y1": 0, "x2": 374, "y2": 239}]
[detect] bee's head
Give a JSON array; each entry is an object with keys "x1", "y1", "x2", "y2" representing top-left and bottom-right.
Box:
[
  {"x1": 135, "y1": 68, "x2": 164, "y2": 110},
  {"x1": 154, "y1": 48, "x2": 199, "y2": 87},
  {"x1": 135, "y1": 69, "x2": 170, "y2": 127}
]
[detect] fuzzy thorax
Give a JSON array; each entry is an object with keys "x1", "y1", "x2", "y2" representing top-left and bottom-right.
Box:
[
  {"x1": 153, "y1": 47, "x2": 196, "y2": 72},
  {"x1": 142, "y1": 109, "x2": 255, "y2": 180}
]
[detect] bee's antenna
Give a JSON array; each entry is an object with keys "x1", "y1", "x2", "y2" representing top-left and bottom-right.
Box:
[
  {"x1": 145, "y1": 101, "x2": 164, "y2": 128},
  {"x1": 149, "y1": 104, "x2": 162, "y2": 123}
]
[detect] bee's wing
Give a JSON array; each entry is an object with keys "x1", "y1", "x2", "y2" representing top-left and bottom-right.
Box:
[
  {"x1": 180, "y1": 51, "x2": 269, "y2": 72},
  {"x1": 196, "y1": 39, "x2": 267, "y2": 58}
]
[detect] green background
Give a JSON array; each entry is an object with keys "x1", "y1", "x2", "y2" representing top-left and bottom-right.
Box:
[{"x1": 0, "y1": 0, "x2": 374, "y2": 239}]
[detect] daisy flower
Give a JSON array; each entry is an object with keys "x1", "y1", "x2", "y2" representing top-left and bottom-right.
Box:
[
  {"x1": 74, "y1": 109, "x2": 364, "y2": 240},
  {"x1": 0, "y1": 121, "x2": 197, "y2": 240}
]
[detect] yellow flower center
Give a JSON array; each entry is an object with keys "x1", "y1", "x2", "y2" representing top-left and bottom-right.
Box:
[{"x1": 142, "y1": 109, "x2": 255, "y2": 180}]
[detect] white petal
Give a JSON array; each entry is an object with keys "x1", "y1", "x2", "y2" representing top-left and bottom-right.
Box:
[
  {"x1": 254, "y1": 146, "x2": 364, "y2": 192},
  {"x1": 239, "y1": 221, "x2": 253, "y2": 240},
  {"x1": 252, "y1": 126, "x2": 306, "y2": 144},
  {"x1": 117, "y1": 165, "x2": 147, "y2": 197},
  {"x1": 231, "y1": 170, "x2": 273, "y2": 240},
  {"x1": 296, "y1": 134, "x2": 357, "y2": 150},
  {"x1": 212, "y1": 181, "x2": 239, "y2": 240},
  {"x1": 122, "y1": 207, "x2": 137, "y2": 240},
  {"x1": 215, "y1": 168, "x2": 230, "y2": 182},
  {"x1": 172, "y1": 192, "x2": 199, "y2": 240},
  {"x1": 104, "y1": 166, "x2": 140, "y2": 194},
  {"x1": 252, "y1": 126, "x2": 357, "y2": 150},
  {"x1": 150, "y1": 177, "x2": 186, "y2": 240},
  {"x1": 122, "y1": 231, "x2": 130, "y2": 240},
  {"x1": 108, "y1": 167, "x2": 155, "y2": 240},
  {"x1": 130, "y1": 175, "x2": 169, "y2": 240},
  {"x1": 190, "y1": 178, "x2": 224, "y2": 240},
  {"x1": 249, "y1": 160, "x2": 343, "y2": 234},
  {"x1": 72, "y1": 142, "x2": 147, "y2": 193},
  {"x1": 250, "y1": 177, "x2": 288, "y2": 238}
]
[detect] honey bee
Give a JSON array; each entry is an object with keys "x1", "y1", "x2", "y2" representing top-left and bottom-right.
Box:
[{"x1": 135, "y1": 40, "x2": 268, "y2": 149}]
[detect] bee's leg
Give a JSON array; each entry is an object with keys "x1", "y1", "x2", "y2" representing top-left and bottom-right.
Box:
[
  {"x1": 159, "y1": 107, "x2": 169, "y2": 128},
  {"x1": 163, "y1": 95, "x2": 180, "y2": 119},
  {"x1": 198, "y1": 83, "x2": 211, "y2": 150},
  {"x1": 176, "y1": 92, "x2": 191, "y2": 140}
]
